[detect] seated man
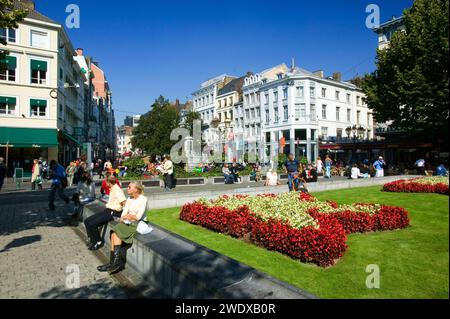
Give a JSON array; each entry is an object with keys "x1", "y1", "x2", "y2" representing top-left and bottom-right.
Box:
[
  {"x1": 435, "y1": 164, "x2": 448, "y2": 177},
  {"x1": 230, "y1": 163, "x2": 242, "y2": 184},
  {"x1": 301, "y1": 164, "x2": 318, "y2": 183},
  {"x1": 84, "y1": 175, "x2": 127, "y2": 251},
  {"x1": 222, "y1": 164, "x2": 234, "y2": 184}
]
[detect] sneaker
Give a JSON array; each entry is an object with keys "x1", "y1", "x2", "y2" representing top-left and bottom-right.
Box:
[{"x1": 88, "y1": 241, "x2": 103, "y2": 251}]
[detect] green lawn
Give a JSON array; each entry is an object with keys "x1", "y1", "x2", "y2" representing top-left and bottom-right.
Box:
[{"x1": 147, "y1": 186, "x2": 449, "y2": 299}]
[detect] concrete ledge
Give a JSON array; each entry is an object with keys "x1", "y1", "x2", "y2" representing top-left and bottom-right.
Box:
[
  {"x1": 81, "y1": 202, "x2": 317, "y2": 299},
  {"x1": 144, "y1": 175, "x2": 419, "y2": 209}
]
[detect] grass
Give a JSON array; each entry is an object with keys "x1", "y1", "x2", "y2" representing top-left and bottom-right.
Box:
[{"x1": 146, "y1": 186, "x2": 449, "y2": 299}]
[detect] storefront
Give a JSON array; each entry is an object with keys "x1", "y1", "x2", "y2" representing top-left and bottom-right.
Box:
[{"x1": 0, "y1": 127, "x2": 58, "y2": 177}]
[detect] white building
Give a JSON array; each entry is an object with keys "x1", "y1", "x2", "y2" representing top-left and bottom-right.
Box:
[
  {"x1": 0, "y1": 0, "x2": 87, "y2": 173},
  {"x1": 239, "y1": 63, "x2": 374, "y2": 163}
]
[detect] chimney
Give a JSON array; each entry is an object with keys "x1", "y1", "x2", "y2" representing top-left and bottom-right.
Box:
[
  {"x1": 76, "y1": 48, "x2": 84, "y2": 56},
  {"x1": 332, "y1": 72, "x2": 342, "y2": 82},
  {"x1": 246, "y1": 71, "x2": 253, "y2": 77},
  {"x1": 313, "y1": 70, "x2": 324, "y2": 78},
  {"x1": 19, "y1": 0, "x2": 35, "y2": 11}
]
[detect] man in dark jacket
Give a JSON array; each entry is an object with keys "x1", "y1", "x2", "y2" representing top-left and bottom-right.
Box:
[{"x1": 48, "y1": 160, "x2": 70, "y2": 211}]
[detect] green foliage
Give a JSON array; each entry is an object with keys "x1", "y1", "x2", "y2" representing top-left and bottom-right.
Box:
[
  {"x1": 0, "y1": 0, "x2": 27, "y2": 70},
  {"x1": 362, "y1": 0, "x2": 449, "y2": 139},
  {"x1": 182, "y1": 111, "x2": 201, "y2": 135},
  {"x1": 132, "y1": 96, "x2": 180, "y2": 156},
  {"x1": 122, "y1": 156, "x2": 145, "y2": 177}
]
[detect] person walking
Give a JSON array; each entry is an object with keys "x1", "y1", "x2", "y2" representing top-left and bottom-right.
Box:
[
  {"x1": 162, "y1": 155, "x2": 174, "y2": 191},
  {"x1": 66, "y1": 162, "x2": 77, "y2": 187},
  {"x1": 373, "y1": 156, "x2": 386, "y2": 178},
  {"x1": 48, "y1": 160, "x2": 70, "y2": 211},
  {"x1": 283, "y1": 153, "x2": 300, "y2": 192},
  {"x1": 316, "y1": 157, "x2": 323, "y2": 176},
  {"x1": 324, "y1": 155, "x2": 333, "y2": 179},
  {"x1": 0, "y1": 157, "x2": 7, "y2": 192},
  {"x1": 31, "y1": 159, "x2": 43, "y2": 190}
]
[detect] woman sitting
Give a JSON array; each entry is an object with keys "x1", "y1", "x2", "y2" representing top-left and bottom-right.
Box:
[
  {"x1": 72, "y1": 172, "x2": 96, "y2": 219},
  {"x1": 84, "y1": 175, "x2": 127, "y2": 251},
  {"x1": 97, "y1": 181, "x2": 148, "y2": 274},
  {"x1": 265, "y1": 169, "x2": 280, "y2": 186}
]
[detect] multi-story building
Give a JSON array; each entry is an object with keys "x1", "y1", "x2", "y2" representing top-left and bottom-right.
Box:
[
  {"x1": 116, "y1": 125, "x2": 133, "y2": 156},
  {"x1": 0, "y1": 0, "x2": 116, "y2": 176},
  {"x1": 235, "y1": 63, "x2": 372, "y2": 164},
  {"x1": 124, "y1": 115, "x2": 141, "y2": 128},
  {"x1": 0, "y1": 0, "x2": 86, "y2": 173},
  {"x1": 373, "y1": 16, "x2": 405, "y2": 50}
]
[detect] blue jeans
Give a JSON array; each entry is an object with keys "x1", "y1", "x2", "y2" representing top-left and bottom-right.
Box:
[
  {"x1": 287, "y1": 172, "x2": 299, "y2": 191},
  {"x1": 325, "y1": 166, "x2": 331, "y2": 178}
]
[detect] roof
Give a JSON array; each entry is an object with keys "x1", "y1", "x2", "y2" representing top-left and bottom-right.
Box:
[
  {"x1": 12, "y1": 0, "x2": 59, "y2": 25},
  {"x1": 217, "y1": 74, "x2": 250, "y2": 96},
  {"x1": 373, "y1": 16, "x2": 404, "y2": 32}
]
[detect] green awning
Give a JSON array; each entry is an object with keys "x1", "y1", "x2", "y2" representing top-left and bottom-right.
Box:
[
  {"x1": 0, "y1": 127, "x2": 58, "y2": 148},
  {"x1": 30, "y1": 59, "x2": 47, "y2": 72},
  {"x1": 0, "y1": 56, "x2": 17, "y2": 69},
  {"x1": 0, "y1": 96, "x2": 16, "y2": 104},
  {"x1": 62, "y1": 131, "x2": 81, "y2": 146},
  {"x1": 30, "y1": 99, "x2": 47, "y2": 107}
]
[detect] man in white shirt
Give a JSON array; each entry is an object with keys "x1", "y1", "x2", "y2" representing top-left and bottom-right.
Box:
[
  {"x1": 415, "y1": 158, "x2": 426, "y2": 175},
  {"x1": 84, "y1": 175, "x2": 126, "y2": 251},
  {"x1": 350, "y1": 164, "x2": 362, "y2": 179},
  {"x1": 162, "y1": 155, "x2": 174, "y2": 191}
]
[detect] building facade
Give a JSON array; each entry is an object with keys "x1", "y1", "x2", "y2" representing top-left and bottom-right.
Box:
[{"x1": 0, "y1": 0, "x2": 116, "y2": 176}]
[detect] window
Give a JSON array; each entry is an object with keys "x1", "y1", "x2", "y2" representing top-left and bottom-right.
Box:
[
  {"x1": 30, "y1": 59, "x2": 47, "y2": 85},
  {"x1": 0, "y1": 55, "x2": 17, "y2": 81},
  {"x1": 0, "y1": 28, "x2": 16, "y2": 43},
  {"x1": 321, "y1": 127, "x2": 328, "y2": 138},
  {"x1": 310, "y1": 104, "x2": 316, "y2": 120},
  {"x1": 265, "y1": 93, "x2": 269, "y2": 104},
  {"x1": 256, "y1": 108, "x2": 260, "y2": 118},
  {"x1": 245, "y1": 95, "x2": 249, "y2": 105},
  {"x1": 245, "y1": 109, "x2": 249, "y2": 119},
  {"x1": 357, "y1": 110, "x2": 361, "y2": 124},
  {"x1": 265, "y1": 109, "x2": 269, "y2": 123},
  {"x1": 337, "y1": 128, "x2": 343, "y2": 139},
  {"x1": 310, "y1": 86, "x2": 315, "y2": 98},
  {"x1": 277, "y1": 73, "x2": 283, "y2": 79},
  {"x1": 336, "y1": 107, "x2": 340, "y2": 121},
  {"x1": 356, "y1": 96, "x2": 361, "y2": 105},
  {"x1": 256, "y1": 94, "x2": 260, "y2": 104},
  {"x1": 218, "y1": 100, "x2": 221, "y2": 108},
  {"x1": 224, "y1": 99, "x2": 228, "y2": 107},
  {"x1": 322, "y1": 104, "x2": 327, "y2": 119},
  {"x1": 283, "y1": 88, "x2": 288, "y2": 100},
  {"x1": 368, "y1": 113, "x2": 372, "y2": 126},
  {"x1": 321, "y1": 88, "x2": 326, "y2": 98},
  {"x1": 296, "y1": 86, "x2": 304, "y2": 97},
  {"x1": 30, "y1": 99, "x2": 47, "y2": 117},
  {"x1": 30, "y1": 30, "x2": 49, "y2": 48},
  {"x1": 283, "y1": 105, "x2": 288, "y2": 120},
  {"x1": 346, "y1": 93, "x2": 351, "y2": 103},
  {"x1": 0, "y1": 96, "x2": 16, "y2": 115},
  {"x1": 251, "y1": 108, "x2": 255, "y2": 118},
  {"x1": 230, "y1": 97, "x2": 233, "y2": 105},
  {"x1": 274, "y1": 107, "x2": 279, "y2": 122},
  {"x1": 295, "y1": 104, "x2": 306, "y2": 121},
  {"x1": 273, "y1": 90, "x2": 278, "y2": 102},
  {"x1": 335, "y1": 91, "x2": 340, "y2": 101},
  {"x1": 347, "y1": 109, "x2": 351, "y2": 122}
]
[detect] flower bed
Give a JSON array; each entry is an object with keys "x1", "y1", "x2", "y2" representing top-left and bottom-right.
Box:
[
  {"x1": 383, "y1": 177, "x2": 449, "y2": 195},
  {"x1": 179, "y1": 192, "x2": 409, "y2": 267}
]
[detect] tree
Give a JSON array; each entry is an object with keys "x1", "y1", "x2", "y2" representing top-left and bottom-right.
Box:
[
  {"x1": 132, "y1": 96, "x2": 180, "y2": 156},
  {"x1": 182, "y1": 110, "x2": 201, "y2": 135},
  {"x1": 0, "y1": 0, "x2": 27, "y2": 70},
  {"x1": 362, "y1": 0, "x2": 449, "y2": 140}
]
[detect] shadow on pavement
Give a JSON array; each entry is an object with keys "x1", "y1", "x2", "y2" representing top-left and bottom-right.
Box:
[{"x1": 0, "y1": 235, "x2": 42, "y2": 253}]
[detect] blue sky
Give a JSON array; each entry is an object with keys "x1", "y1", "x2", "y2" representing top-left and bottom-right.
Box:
[{"x1": 37, "y1": 0, "x2": 414, "y2": 125}]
